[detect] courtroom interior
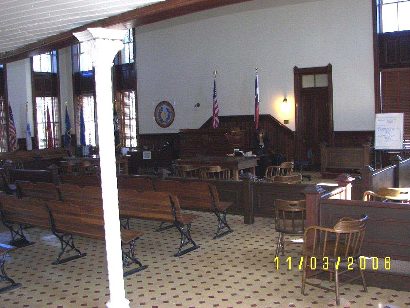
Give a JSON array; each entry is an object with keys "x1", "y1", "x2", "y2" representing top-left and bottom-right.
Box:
[{"x1": 0, "y1": 0, "x2": 409, "y2": 307}]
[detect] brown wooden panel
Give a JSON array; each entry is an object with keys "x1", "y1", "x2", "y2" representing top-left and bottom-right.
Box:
[
  {"x1": 73, "y1": 71, "x2": 95, "y2": 96},
  {"x1": 379, "y1": 31, "x2": 410, "y2": 69},
  {"x1": 113, "y1": 63, "x2": 136, "y2": 91},
  {"x1": 319, "y1": 199, "x2": 410, "y2": 261},
  {"x1": 33, "y1": 72, "x2": 58, "y2": 97}
]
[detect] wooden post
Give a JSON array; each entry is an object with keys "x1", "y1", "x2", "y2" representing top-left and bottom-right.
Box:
[
  {"x1": 243, "y1": 180, "x2": 254, "y2": 224},
  {"x1": 392, "y1": 155, "x2": 402, "y2": 187},
  {"x1": 335, "y1": 174, "x2": 355, "y2": 200},
  {"x1": 303, "y1": 185, "x2": 327, "y2": 228}
]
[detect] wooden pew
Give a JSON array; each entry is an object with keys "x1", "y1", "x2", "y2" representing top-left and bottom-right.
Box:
[
  {"x1": 59, "y1": 174, "x2": 100, "y2": 187},
  {"x1": 58, "y1": 184, "x2": 199, "y2": 257},
  {"x1": 46, "y1": 199, "x2": 147, "y2": 276},
  {"x1": 154, "y1": 180, "x2": 233, "y2": 238},
  {"x1": 16, "y1": 181, "x2": 60, "y2": 200},
  {"x1": 119, "y1": 190, "x2": 199, "y2": 257},
  {"x1": 117, "y1": 175, "x2": 154, "y2": 191},
  {"x1": 8, "y1": 168, "x2": 58, "y2": 184},
  {"x1": 59, "y1": 183, "x2": 101, "y2": 201},
  {"x1": 0, "y1": 194, "x2": 50, "y2": 247}
]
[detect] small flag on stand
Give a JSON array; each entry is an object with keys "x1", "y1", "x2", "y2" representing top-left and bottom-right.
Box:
[
  {"x1": 26, "y1": 102, "x2": 32, "y2": 150},
  {"x1": 212, "y1": 70, "x2": 219, "y2": 129},
  {"x1": 46, "y1": 106, "x2": 54, "y2": 148},
  {"x1": 254, "y1": 68, "x2": 260, "y2": 130},
  {"x1": 8, "y1": 105, "x2": 17, "y2": 151},
  {"x1": 64, "y1": 105, "x2": 71, "y2": 148}
]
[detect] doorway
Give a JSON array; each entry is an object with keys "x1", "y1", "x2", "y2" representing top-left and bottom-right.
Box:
[{"x1": 294, "y1": 64, "x2": 333, "y2": 168}]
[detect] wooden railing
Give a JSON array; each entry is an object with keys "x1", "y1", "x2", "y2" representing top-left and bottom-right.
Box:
[{"x1": 352, "y1": 156, "x2": 410, "y2": 199}]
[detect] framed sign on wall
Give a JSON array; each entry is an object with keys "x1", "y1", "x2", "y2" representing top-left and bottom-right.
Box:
[{"x1": 154, "y1": 101, "x2": 175, "y2": 128}]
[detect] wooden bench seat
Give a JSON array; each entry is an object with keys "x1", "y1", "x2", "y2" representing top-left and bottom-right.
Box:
[
  {"x1": 59, "y1": 174, "x2": 101, "y2": 187},
  {"x1": 154, "y1": 180, "x2": 233, "y2": 238},
  {"x1": 0, "y1": 243, "x2": 21, "y2": 293},
  {"x1": 0, "y1": 194, "x2": 50, "y2": 247},
  {"x1": 119, "y1": 190, "x2": 199, "y2": 257},
  {"x1": 16, "y1": 181, "x2": 60, "y2": 200},
  {"x1": 46, "y1": 199, "x2": 147, "y2": 276}
]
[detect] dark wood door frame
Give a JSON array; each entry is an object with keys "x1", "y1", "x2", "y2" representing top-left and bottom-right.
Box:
[{"x1": 294, "y1": 64, "x2": 334, "y2": 160}]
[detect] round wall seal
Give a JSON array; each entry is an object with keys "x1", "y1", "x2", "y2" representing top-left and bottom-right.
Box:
[{"x1": 154, "y1": 101, "x2": 175, "y2": 128}]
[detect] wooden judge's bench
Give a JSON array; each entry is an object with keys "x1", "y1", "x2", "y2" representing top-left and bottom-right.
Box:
[{"x1": 178, "y1": 128, "x2": 258, "y2": 180}]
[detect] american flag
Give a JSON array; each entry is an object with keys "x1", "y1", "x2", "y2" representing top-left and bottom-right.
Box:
[
  {"x1": 254, "y1": 70, "x2": 260, "y2": 130},
  {"x1": 8, "y1": 105, "x2": 17, "y2": 151},
  {"x1": 212, "y1": 78, "x2": 219, "y2": 128}
]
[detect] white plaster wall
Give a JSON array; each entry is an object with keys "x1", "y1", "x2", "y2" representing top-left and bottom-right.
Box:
[
  {"x1": 135, "y1": 0, "x2": 375, "y2": 134},
  {"x1": 7, "y1": 59, "x2": 32, "y2": 138},
  {"x1": 58, "y1": 46, "x2": 74, "y2": 129}
]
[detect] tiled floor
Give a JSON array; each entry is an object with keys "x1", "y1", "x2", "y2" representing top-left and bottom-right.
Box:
[{"x1": 0, "y1": 212, "x2": 409, "y2": 308}]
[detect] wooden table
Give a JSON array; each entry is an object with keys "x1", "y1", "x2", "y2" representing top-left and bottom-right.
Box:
[{"x1": 175, "y1": 156, "x2": 259, "y2": 180}]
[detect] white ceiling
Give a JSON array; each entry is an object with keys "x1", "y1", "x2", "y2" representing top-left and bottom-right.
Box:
[{"x1": 0, "y1": 0, "x2": 164, "y2": 55}]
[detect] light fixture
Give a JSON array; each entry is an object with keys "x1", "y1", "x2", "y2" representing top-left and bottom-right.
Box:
[{"x1": 282, "y1": 98, "x2": 289, "y2": 124}]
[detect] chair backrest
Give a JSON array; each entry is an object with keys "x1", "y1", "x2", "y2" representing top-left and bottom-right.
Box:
[
  {"x1": 362, "y1": 190, "x2": 382, "y2": 201},
  {"x1": 304, "y1": 215, "x2": 368, "y2": 259},
  {"x1": 274, "y1": 199, "x2": 306, "y2": 234},
  {"x1": 16, "y1": 181, "x2": 60, "y2": 200},
  {"x1": 278, "y1": 161, "x2": 294, "y2": 176}
]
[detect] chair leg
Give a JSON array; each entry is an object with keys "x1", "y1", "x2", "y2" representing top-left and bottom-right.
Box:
[
  {"x1": 356, "y1": 258, "x2": 367, "y2": 292},
  {"x1": 301, "y1": 257, "x2": 307, "y2": 295},
  {"x1": 334, "y1": 265, "x2": 340, "y2": 306}
]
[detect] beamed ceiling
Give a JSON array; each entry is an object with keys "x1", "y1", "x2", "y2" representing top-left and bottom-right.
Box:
[
  {"x1": 0, "y1": 0, "x2": 321, "y2": 63},
  {"x1": 0, "y1": 0, "x2": 255, "y2": 63}
]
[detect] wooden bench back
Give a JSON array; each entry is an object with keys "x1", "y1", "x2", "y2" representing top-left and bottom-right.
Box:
[
  {"x1": 59, "y1": 175, "x2": 100, "y2": 187},
  {"x1": 59, "y1": 184, "x2": 101, "y2": 201},
  {"x1": 117, "y1": 176, "x2": 154, "y2": 191},
  {"x1": 46, "y1": 199, "x2": 105, "y2": 240},
  {"x1": 16, "y1": 181, "x2": 60, "y2": 200},
  {"x1": 0, "y1": 194, "x2": 50, "y2": 229},
  {"x1": 154, "y1": 180, "x2": 217, "y2": 210},
  {"x1": 9, "y1": 169, "x2": 55, "y2": 184},
  {"x1": 119, "y1": 190, "x2": 182, "y2": 223}
]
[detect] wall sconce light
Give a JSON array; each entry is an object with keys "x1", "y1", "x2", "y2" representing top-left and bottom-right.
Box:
[{"x1": 282, "y1": 98, "x2": 289, "y2": 124}]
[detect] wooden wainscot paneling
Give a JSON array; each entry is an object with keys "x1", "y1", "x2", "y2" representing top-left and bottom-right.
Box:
[{"x1": 320, "y1": 143, "x2": 371, "y2": 173}]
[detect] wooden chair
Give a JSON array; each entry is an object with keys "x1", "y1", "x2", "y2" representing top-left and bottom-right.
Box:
[
  {"x1": 363, "y1": 188, "x2": 410, "y2": 203},
  {"x1": 265, "y1": 161, "x2": 295, "y2": 180},
  {"x1": 200, "y1": 165, "x2": 230, "y2": 180},
  {"x1": 301, "y1": 215, "x2": 368, "y2": 306},
  {"x1": 175, "y1": 164, "x2": 201, "y2": 178},
  {"x1": 274, "y1": 199, "x2": 306, "y2": 257}
]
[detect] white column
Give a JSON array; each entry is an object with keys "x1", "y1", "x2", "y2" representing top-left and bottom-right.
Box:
[{"x1": 73, "y1": 28, "x2": 128, "y2": 308}]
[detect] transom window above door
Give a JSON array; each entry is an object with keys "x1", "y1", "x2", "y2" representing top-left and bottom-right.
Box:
[{"x1": 301, "y1": 74, "x2": 328, "y2": 88}]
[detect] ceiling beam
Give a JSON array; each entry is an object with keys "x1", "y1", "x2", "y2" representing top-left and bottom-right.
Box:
[{"x1": 0, "y1": 0, "x2": 252, "y2": 63}]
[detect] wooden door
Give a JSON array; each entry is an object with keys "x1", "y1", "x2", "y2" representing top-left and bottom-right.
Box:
[{"x1": 294, "y1": 65, "x2": 333, "y2": 168}]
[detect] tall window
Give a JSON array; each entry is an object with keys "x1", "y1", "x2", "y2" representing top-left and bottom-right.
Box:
[
  {"x1": 32, "y1": 51, "x2": 60, "y2": 149},
  {"x1": 114, "y1": 28, "x2": 138, "y2": 148},
  {"x1": 35, "y1": 97, "x2": 60, "y2": 149},
  {"x1": 76, "y1": 95, "x2": 96, "y2": 146},
  {"x1": 115, "y1": 92, "x2": 137, "y2": 148},
  {"x1": 379, "y1": 0, "x2": 410, "y2": 32}
]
